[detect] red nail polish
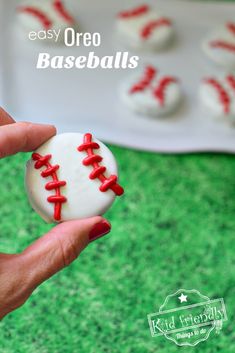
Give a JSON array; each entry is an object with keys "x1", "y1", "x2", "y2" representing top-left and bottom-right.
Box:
[{"x1": 89, "y1": 220, "x2": 111, "y2": 242}]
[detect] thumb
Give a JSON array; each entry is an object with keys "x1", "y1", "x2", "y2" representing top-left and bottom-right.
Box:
[{"x1": 20, "y1": 217, "x2": 111, "y2": 289}]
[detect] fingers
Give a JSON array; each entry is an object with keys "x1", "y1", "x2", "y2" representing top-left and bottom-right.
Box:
[
  {"x1": 0, "y1": 107, "x2": 15, "y2": 126},
  {"x1": 20, "y1": 217, "x2": 111, "y2": 289},
  {"x1": 0, "y1": 122, "x2": 56, "y2": 158},
  {"x1": 0, "y1": 218, "x2": 110, "y2": 319},
  {"x1": 0, "y1": 254, "x2": 33, "y2": 319}
]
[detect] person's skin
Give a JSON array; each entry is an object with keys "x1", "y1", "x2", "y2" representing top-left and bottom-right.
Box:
[{"x1": 0, "y1": 108, "x2": 111, "y2": 320}]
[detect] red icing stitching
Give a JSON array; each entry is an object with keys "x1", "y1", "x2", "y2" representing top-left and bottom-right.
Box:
[
  {"x1": 210, "y1": 40, "x2": 235, "y2": 53},
  {"x1": 153, "y1": 77, "x2": 178, "y2": 106},
  {"x1": 209, "y1": 23, "x2": 235, "y2": 53},
  {"x1": 227, "y1": 75, "x2": 235, "y2": 94},
  {"x1": 18, "y1": 6, "x2": 52, "y2": 30},
  {"x1": 204, "y1": 78, "x2": 230, "y2": 114},
  {"x1": 129, "y1": 65, "x2": 156, "y2": 94},
  {"x1": 118, "y1": 5, "x2": 149, "y2": 19},
  {"x1": 141, "y1": 18, "x2": 171, "y2": 39},
  {"x1": 227, "y1": 22, "x2": 235, "y2": 36},
  {"x1": 78, "y1": 134, "x2": 124, "y2": 196},
  {"x1": 32, "y1": 153, "x2": 67, "y2": 221},
  {"x1": 129, "y1": 66, "x2": 177, "y2": 106},
  {"x1": 53, "y1": 0, "x2": 75, "y2": 23}
]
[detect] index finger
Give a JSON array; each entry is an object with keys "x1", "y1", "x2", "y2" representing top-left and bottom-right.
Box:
[{"x1": 0, "y1": 122, "x2": 56, "y2": 158}]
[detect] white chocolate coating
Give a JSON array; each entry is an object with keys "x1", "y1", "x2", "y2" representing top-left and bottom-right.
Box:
[
  {"x1": 199, "y1": 76, "x2": 235, "y2": 123},
  {"x1": 17, "y1": 0, "x2": 76, "y2": 43},
  {"x1": 121, "y1": 66, "x2": 182, "y2": 117},
  {"x1": 25, "y1": 133, "x2": 120, "y2": 223},
  {"x1": 116, "y1": 6, "x2": 174, "y2": 51},
  {"x1": 202, "y1": 23, "x2": 235, "y2": 71}
]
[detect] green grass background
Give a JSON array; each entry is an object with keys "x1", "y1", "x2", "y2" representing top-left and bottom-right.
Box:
[{"x1": 0, "y1": 147, "x2": 235, "y2": 352}]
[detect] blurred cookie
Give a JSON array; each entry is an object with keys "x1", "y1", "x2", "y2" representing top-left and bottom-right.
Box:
[
  {"x1": 202, "y1": 22, "x2": 235, "y2": 70},
  {"x1": 116, "y1": 4, "x2": 174, "y2": 51},
  {"x1": 200, "y1": 74, "x2": 235, "y2": 124},
  {"x1": 17, "y1": 0, "x2": 76, "y2": 43},
  {"x1": 121, "y1": 65, "x2": 182, "y2": 117}
]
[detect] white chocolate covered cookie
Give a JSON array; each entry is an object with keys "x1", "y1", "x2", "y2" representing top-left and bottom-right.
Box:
[
  {"x1": 121, "y1": 65, "x2": 182, "y2": 117},
  {"x1": 199, "y1": 74, "x2": 235, "y2": 123},
  {"x1": 116, "y1": 4, "x2": 174, "y2": 51},
  {"x1": 25, "y1": 133, "x2": 124, "y2": 223},
  {"x1": 202, "y1": 22, "x2": 235, "y2": 70},
  {"x1": 17, "y1": 0, "x2": 76, "y2": 43}
]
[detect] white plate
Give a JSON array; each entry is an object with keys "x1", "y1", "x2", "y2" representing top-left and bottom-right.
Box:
[{"x1": 1, "y1": 0, "x2": 235, "y2": 153}]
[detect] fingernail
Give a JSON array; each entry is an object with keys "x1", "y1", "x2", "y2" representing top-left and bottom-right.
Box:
[
  {"x1": 47, "y1": 124, "x2": 56, "y2": 130},
  {"x1": 43, "y1": 123, "x2": 56, "y2": 130},
  {"x1": 89, "y1": 220, "x2": 111, "y2": 242}
]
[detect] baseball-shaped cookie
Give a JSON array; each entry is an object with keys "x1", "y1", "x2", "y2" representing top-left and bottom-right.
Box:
[
  {"x1": 25, "y1": 133, "x2": 124, "y2": 223},
  {"x1": 199, "y1": 74, "x2": 235, "y2": 123},
  {"x1": 121, "y1": 65, "x2": 182, "y2": 117},
  {"x1": 202, "y1": 22, "x2": 235, "y2": 70},
  {"x1": 116, "y1": 4, "x2": 174, "y2": 51},
  {"x1": 17, "y1": 0, "x2": 76, "y2": 43}
]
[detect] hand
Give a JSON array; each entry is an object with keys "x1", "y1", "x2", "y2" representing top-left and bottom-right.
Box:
[{"x1": 0, "y1": 108, "x2": 111, "y2": 320}]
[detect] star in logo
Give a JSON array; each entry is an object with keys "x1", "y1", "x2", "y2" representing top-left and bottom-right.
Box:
[{"x1": 178, "y1": 293, "x2": 188, "y2": 303}]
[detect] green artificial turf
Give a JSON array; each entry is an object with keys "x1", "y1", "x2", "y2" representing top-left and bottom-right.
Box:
[
  {"x1": 2, "y1": 0, "x2": 235, "y2": 350},
  {"x1": 0, "y1": 147, "x2": 235, "y2": 352}
]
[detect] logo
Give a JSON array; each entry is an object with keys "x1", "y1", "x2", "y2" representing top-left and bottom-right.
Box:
[{"x1": 147, "y1": 289, "x2": 227, "y2": 346}]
